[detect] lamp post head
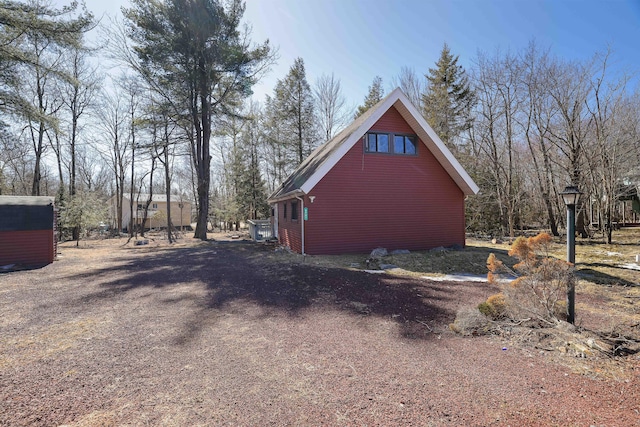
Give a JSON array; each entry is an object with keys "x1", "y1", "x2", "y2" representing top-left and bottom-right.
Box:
[{"x1": 560, "y1": 185, "x2": 582, "y2": 207}]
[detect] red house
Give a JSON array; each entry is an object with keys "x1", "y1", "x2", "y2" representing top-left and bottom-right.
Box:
[{"x1": 267, "y1": 88, "x2": 479, "y2": 255}]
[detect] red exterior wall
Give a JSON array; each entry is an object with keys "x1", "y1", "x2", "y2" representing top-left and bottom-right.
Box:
[
  {"x1": 0, "y1": 230, "x2": 55, "y2": 266},
  {"x1": 277, "y1": 198, "x2": 303, "y2": 253},
  {"x1": 300, "y1": 106, "x2": 466, "y2": 255}
]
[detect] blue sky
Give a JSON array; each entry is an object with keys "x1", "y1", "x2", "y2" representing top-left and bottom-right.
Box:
[{"x1": 71, "y1": 0, "x2": 640, "y2": 105}]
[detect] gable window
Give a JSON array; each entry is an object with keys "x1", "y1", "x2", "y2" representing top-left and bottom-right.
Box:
[
  {"x1": 291, "y1": 201, "x2": 299, "y2": 220},
  {"x1": 394, "y1": 135, "x2": 417, "y2": 155},
  {"x1": 366, "y1": 133, "x2": 389, "y2": 153},
  {"x1": 366, "y1": 132, "x2": 417, "y2": 155}
]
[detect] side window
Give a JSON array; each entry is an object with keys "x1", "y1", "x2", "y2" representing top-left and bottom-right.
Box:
[
  {"x1": 291, "y1": 201, "x2": 298, "y2": 220},
  {"x1": 152, "y1": 203, "x2": 158, "y2": 209},
  {"x1": 283, "y1": 202, "x2": 287, "y2": 219}
]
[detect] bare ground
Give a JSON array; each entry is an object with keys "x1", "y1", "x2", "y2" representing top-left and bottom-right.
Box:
[{"x1": 1, "y1": 236, "x2": 639, "y2": 426}]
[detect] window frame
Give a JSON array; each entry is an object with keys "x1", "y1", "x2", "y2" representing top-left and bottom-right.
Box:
[
  {"x1": 291, "y1": 201, "x2": 299, "y2": 221},
  {"x1": 365, "y1": 131, "x2": 418, "y2": 156}
]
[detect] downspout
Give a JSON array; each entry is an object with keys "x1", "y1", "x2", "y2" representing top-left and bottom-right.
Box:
[{"x1": 296, "y1": 195, "x2": 305, "y2": 255}]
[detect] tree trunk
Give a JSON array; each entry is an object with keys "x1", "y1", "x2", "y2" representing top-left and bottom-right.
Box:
[{"x1": 193, "y1": 58, "x2": 211, "y2": 240}]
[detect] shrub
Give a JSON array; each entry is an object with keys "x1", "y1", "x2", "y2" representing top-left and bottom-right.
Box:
[
  {"x1": 478, "y1": 293, "x2": 506, "y2": 319},
  {"x1": 450, "y1": 308, "x2": 492, "y2": 336},
  {"x1": 487, "y1": 232, "x2": 574, "y2": 326}
]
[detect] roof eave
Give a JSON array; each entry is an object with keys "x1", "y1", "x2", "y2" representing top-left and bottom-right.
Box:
[{"x1": 267, "y1": 189, "x2": 306, "y2": 204}]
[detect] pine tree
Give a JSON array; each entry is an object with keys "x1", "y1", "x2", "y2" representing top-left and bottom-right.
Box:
[
  {"x1": 273, "y1": 58, "x2": 318, "y2": 164},
  {"x1": 422, "y1": 43, "x2": 475, "y2": 149},
  {"x1": 355, "y1": 76, "x2": 384, "y2": 118}
]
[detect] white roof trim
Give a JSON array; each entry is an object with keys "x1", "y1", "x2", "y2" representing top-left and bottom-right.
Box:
[{"x1": 300, "y1": 87, "x2": 479, "y2": 196}]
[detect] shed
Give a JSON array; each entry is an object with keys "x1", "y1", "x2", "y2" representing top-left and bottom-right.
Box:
[
  {"x1": 0, "y1": 196, "x2": 57, "y2": 267},
  {"x1": 268, "y1": 88, "x2": 479, "y2": 255}
]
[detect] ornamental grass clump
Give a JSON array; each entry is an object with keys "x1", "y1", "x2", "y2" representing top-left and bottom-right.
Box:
[{"x1": 485, "y1": 232, "x2": 573, "y2": 326}]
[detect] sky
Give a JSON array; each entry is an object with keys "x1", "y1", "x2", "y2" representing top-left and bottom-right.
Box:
[{"x1": 63, "y1": 0, "x2": 640, "y2": 106}]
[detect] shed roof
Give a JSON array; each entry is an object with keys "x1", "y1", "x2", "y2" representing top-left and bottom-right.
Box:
[
  {"x1": 0, "y1": 196, "x2": 55, "y2": 206},
  {"x1": 267, "y1": 87, "x2": 479, "y2": 203}
]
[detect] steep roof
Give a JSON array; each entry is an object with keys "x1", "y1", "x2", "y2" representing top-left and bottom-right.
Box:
[{"x1": 268, "y1": 87, "x2": 479, "y2": 203}]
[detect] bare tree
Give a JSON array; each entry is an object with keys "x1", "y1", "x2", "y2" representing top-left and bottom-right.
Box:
[
  {"x1": 585, "y1": 50, "x2": 636, "y2": 243},
  {"x1": 94, "y1": 86, "x2": 130, "y2": 232},
  {"x1": 391, "y1": 66, "x2": 424, "y2": 111},
  {"x1": 520, "y1": 43, "x2": 561, "y2": 235},
  {"x1": 314, "y1": 73, "x2": 351, "y2": 141},
  {"x1": 546, "y1": 58, "x2": 593, "y2": 237},
  {"x1": 470, "y1": 50, "x2": 525, "y2": 237}
]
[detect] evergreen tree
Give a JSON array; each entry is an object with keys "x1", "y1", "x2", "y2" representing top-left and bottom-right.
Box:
[
  {"x1": 355, "y1": 76, "x2": 384, "y2": 118},
  {"x1": 237, "y1": 112, "x2": 269, "y2": 220},
  {"x1": 273, "y1": 57, "x2": 317, "y2": 164},
  {"x1": 422, "y1": 43, "x2": 475, "y2": 148},
  {"x1": 0, "y1": 0, "x2": 93, "y2": 119},
  {"x1": 123, "y1": 0, "x2": 272, "y2": 240}
]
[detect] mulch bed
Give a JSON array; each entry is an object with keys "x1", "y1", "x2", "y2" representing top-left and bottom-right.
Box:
[{"x1": 1, "y1": 238, "x2": 639, "y2": 426}]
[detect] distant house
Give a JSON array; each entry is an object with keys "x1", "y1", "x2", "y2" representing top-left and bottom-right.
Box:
[
  {"x1": 267, "y1": 88, "x2": 479, "y2": 255},
  {"x1": 108, "y1": 194, "x2": 192, "y2": 231},
  {"x1": 0, "y1": 196, "x2": 57, "y2": 267}
]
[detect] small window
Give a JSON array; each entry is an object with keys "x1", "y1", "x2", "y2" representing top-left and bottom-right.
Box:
[
  {"x1": 366, "y1": 133, "x2": 389, "y2": 153},
  {"x1": 291, "y1": 201, "x2": 298, "y2": 220},
  {"x1": 137, "y1": 203, "x2": 143, "y2": 210},
  {"x1": 152, "y1": 203, "x2": 158, "y2": 209},
  {"x1": 283, "y1": 203, "x2": 287, "y2": 219},
  {"x1": 394, "y1": 135, "x2": 417, "y2": 154}
]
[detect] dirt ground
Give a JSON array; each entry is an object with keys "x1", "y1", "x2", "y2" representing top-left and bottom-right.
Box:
[{"x1": 1, "y1": 235, "x2": 639, "y2": 426}]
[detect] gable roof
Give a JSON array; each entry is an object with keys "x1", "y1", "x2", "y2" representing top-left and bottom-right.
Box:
[{"x1": 268, "y1": 87, "x2": 479, "y2": 203}]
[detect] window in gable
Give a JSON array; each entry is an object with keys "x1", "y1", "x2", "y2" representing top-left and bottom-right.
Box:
[
  {"x1": 366, "y1": 133, "x2": 389, "y2": 153},
  {"x1": 394, "y1": 135, "x2": 417, "y2": 155},
  {"x1": 366, "y1": 132, "x2": 417, "y2": 155}
]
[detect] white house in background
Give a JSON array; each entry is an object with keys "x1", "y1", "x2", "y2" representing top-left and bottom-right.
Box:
[{"x1": 108, "y1": 193, "x2": 192, "y2": 231}]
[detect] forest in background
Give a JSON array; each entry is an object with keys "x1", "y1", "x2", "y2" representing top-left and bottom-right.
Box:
[{"x1": 1, "y1": 0, "x2": 639, "y2": 243}]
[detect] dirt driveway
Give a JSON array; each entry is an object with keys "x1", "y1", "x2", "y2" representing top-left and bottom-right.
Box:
[{"x1": 1, "y1": 238, "x2": 639, "y2": 426}]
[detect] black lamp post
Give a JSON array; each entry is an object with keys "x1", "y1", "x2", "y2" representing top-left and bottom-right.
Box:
[{"x1": 560, "y1": 185, "x2": 582, "y2": 324}]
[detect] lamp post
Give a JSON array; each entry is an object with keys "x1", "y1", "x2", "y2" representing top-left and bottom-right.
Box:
[{"x1": 560, "y1": 185, "x2": 582, "y2": 324}]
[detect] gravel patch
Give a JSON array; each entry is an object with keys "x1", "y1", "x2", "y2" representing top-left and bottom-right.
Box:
[{"x1": 1, "y1": 238, "x2": 638, "y2": 426}]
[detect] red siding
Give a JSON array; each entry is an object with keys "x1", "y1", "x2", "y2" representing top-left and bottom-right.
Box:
[
  {"x1": 0, "y1": 230, "x2": 55, "y2": 266},
  {"x1": 277, "y1": 198, "x2": 302, "y2": 253},
  {"x1": 302, "y1": 106, "x2": 466, "y2": 255}
]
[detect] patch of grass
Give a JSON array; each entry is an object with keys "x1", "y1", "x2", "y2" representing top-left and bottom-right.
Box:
[
  {"x1": 0, "y1": 318, "x2": 100, "y2": 369},
  {"x1": 385, "y1": 244, "x2": 514, "y2": 276}
]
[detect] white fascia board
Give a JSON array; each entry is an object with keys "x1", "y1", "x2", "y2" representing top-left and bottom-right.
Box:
[
  {"x1": 393, "y1": 91, "x2": 480, "y2": 195},
  {"x1": 300, "y1": 89, "x2": 404, "y2": 194}
]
